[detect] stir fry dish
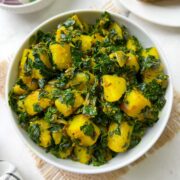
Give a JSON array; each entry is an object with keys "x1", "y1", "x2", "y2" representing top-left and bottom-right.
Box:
[{"x1": 9, "y1": 12, "x2": 168, "y2": 166}]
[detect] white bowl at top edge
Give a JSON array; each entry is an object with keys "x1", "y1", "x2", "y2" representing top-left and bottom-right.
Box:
[
  {"x1": 0, "y1": 0, "x2": 55, "y2": 14},
  {"x1": 5, "y1": 10, "x2": 173, "y2": 174}
]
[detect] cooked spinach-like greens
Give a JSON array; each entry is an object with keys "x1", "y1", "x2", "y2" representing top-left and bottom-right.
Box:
[{"x1": 9, "y1": 12, "x2": 168, "y2": 166}]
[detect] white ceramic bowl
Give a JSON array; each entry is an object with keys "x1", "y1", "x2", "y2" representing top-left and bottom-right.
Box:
[
  {"x1": 0, "y1": 0, "x2": 55, "y2": 14},
  {"x1": 5, "y1": 10, "x2": 173, "y2": 174}
]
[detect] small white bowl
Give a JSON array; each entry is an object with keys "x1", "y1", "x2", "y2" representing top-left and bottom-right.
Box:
[
  {"x1": 5, "y1": 10, "x2": 173, "y2": 174},
  {"x1": 0, "y1": 0, "x2": 55, "y2": 14}
]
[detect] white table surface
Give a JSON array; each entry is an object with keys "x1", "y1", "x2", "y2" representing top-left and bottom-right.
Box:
[{"x1": 0, "y1": 0, "x2": 180, "y2": 179}]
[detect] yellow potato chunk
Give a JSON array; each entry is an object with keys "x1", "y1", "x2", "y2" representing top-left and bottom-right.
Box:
[
  {"x1": 109, "y1": 51, "x2": 127, "y2": 67},
  {"x1": 56, "y1": 26, "x2": 67, "y2": 42},
  {"x1": 58, "y1": 147, "x2": 73, "y2": 159},
  {"x1": 55, "y1": 99, "x2": 73, "y2": 117},
  {"x1": 17, "y1": 99, "x2": 25, "y2": 112},
  {"x1": 68, "y1": 72, "x2": 95, "y2": 90},
  {"x1": 102, "y1": 75, "x2": 126, "y2": 102},
  {"x1": 126, "y1": 53, "x2": 140, "y2": 72},
  {"x1": 73, "y1": 92, "x2": 84, "y2": 109},
  {"x1": 143, "y1": 65, "x2": 163, "y2": 83},
  {"x1": 40, "y1": 131, "x2": 51, "y2": 148},
  {"x1": 24, "y1": 90, "x2": 52, "y2": 116},
  {"x1": 109, "y1": 22, "x2": 123, "y2": 39},
  {"x1": 52, "y1": 131, "x2": 62, "y2": 145},
  {"x1": 20, "y1": 76, "x2": 38, "y2": 91},
  {"x1": 55, "y1": 92, "x2": 84, "y2": 117},
  {"x1": 80, "y1": 35, "x2": 92, "y2": 51},
  {"x1": 13, "y1": 84, "x2": 27, "y2": 95},
  {"x1": 71, "y1": 15, "x2": 84, "y2": 30},
  {"x1": 142, "y1": 47, "x2": 159, "y2": 59},
  {"x1": 27, "y1": 49, "x2": 51, "y2": 80},
  {"x1": 30, "y1": 120, "x2": 51, "y2": 148},
  {"x1": 19, "y1": 49, "x2": 31, "y2": 74},
  {"x1": 92, "y1": 33, "x2": 104, "y2": 44},
  {"x1": 108, "y1": 122, "x2": 133, "y2": 152},
  {"x1": 121, "y1": 90, "x2": 151, "y2": 118},
  {"x1": 74, "y1": 145, "x2": 92, "y2": 164},
  {"x1": 50, "y1": 43, "x2": 72, "y2": 70},
  {"x1": 67, "y1": 114, "x2": 100, "y2": 146},
  {"x1": 127, "y1": 38, "x2": 137, "y2": 52}
]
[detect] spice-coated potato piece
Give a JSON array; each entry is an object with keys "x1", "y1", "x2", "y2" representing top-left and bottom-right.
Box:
[
  {"x1": 68, "y1": 72, "x2": 95, "y2": 90},
  {"x1": 56, "y1": 26, "x2": 68, "y2": 42},
  {"x1": 55, "y1": 99, "x2": 73, "y2": 117},
  {"x1": 74, "y1": 145, "x2": 92, "y2": 164},
  {"x1": 127, "y1": 38, "x2": 138, "y2": 52},
  {"x1": 126, "y1": 53, "x2": 140, "y2": 72},
  {"x1": 143, "y1": 66, "x2": 163, "y2": 83},
  {"x1": 55, "y1": 92, "x2": 84, "y2": 117},
  {"x1": 58, "y1": 147, "x2": 73, "y2": 159},
  {"x1": 108, "y1": 122, "x2": 133, "y2": 152},
  {"x1": 71, "y1": 15, "x2": 84, "y2": 30},
  {"x1": 19, "y1": 49, "x2": 31, "y2": 75},
  {"x1": 50, "y1": 43, "x2": 72, "y2": 70},
  {"x1": 13, "y1": 84, "x2": 27, "y2": 95},
  {"x1": 92, "y1": 33, "x2": 104, "y2": 44},
  {"x1": 80, "y1": 35, "x2": 92, "y2": 51},
  {"x1": 109, "y1": 22, "x2": 123, "y2": 39},
  {"x1": 142, "y1": 47, "x2": 159, "y2": 59},
  {"x1": 27, "y1": 49, "x2": 51, "y2": 80},
  {"x1": 67, "y1": 114, "x2": 100, "y2": 146},
  {"x1": 52, "y1": 131, "x2": 62, "y2": 145},
  {"x1": 30, "y1": 120, "x2": 51, "y2": 148},
  {"x1": 121, "y1": 90, "x2": 151, "y2": 118},
  {"x1": 109, "y1": 51, "x2": 127, "y2": 67},
  {"x1": 24, "y1": 90, "x2": 52, "y2": 116},
  {"x1": 102, "y1": 75, "x2": 126, "y2": 102}
]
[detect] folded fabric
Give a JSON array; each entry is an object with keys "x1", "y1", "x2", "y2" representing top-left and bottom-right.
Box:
[{"x1": 0, "y1": 160, "x2": 23, "y2": 180}]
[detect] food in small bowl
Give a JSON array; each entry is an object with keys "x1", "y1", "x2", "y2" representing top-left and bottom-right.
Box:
[
  {"x1": 0, "y1": 0, "x2": 54, "y2": 14},
  {"x1": 6, "y1": 10, "x2": 173, "y2": 174}
]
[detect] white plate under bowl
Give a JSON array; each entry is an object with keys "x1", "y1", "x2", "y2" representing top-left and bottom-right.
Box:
[
  {"x1": 117, "y1": 0, "x2": 180, "y2": 27},
  {"x1": 5, "y1": 10, "x2": 173, "y2": 174}
]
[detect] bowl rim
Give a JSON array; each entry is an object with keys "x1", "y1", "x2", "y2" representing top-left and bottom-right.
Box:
[{"x1": 5, "y1": 9, "x2": 173, "y2": 174}]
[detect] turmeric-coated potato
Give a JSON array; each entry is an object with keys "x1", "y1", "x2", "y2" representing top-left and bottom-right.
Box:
[
  {"x1": 52, "y1": 131, "x2": 62, "y2": 145},
  {"x1": 143, "y1": 66, "x2": 163, "y2": 83},
  {"x1": 109, "y1": 22, "x2": 123, "y2": 39},
  {"x1": 102, "y1": 75, "x2": 126, "y2": 102},
  {"x1": 30, "y1": 120, "x2": 51, "y2": 148},
  {"x1": 127, "y1": 38, "x2": 138, "y2": 52},
  {"x1": 55, "y1": 91, "x2": 84, "y2": 117},
  {"x1": 67, "y1": 72, "x2": 95, "y2": 90},
  {"x1": 50, "y1": 43, "x2": 72, "y2": 70},
  {"x1": 142, "y1": 47, "x2": 159, "y2": 59},
  {"x1": 126, "y1": 53, "x2": 139, "y2": 72},
  {"x1": 92, "y1": 33, "x2": 104, "y2": 44},
  {"x1": 109, "y1": 51, "x2": 127, "y2": 67},
  {"x1": 121, "y1": 90, "x2": 151, "y2": 118},
  {"x1": 108, "y1": 122, "x2": 133, "y2": 152},
  {"x1": 58, "y1": 147, "x2": 73, "y2": 159},
  {"x1": 13, "y1": 83, "x2": 27, "y2": 95},
  {"x1": 28, "y1": 49, "x2": 51, "y2": 80},
  {"x1": 56, "y1": 26, "x2": 68, "y2": 42},
  {"x1": 24, "y1": 90, "x2": 52, "y2": 116},
  {"x1": 55, "y1": 99, "x2": 73, "y2": 117},
  {"x1": 74, "y1": 145, "x2": 92, "y2": 164},
  {"x1": 80, "y1": 35, "x2": 92, "y2": 51},
  {"x1": 67, "y1": 114, "x2": 100, "y2": 146},
  {"x1": 71, "y1": 15, "x2": 84, "y2": 30}
]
